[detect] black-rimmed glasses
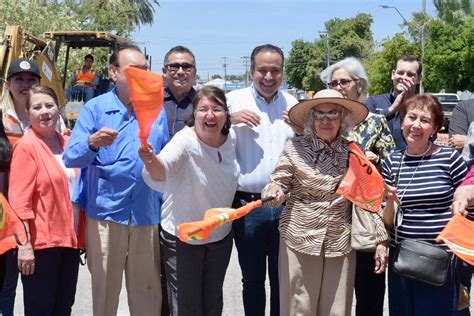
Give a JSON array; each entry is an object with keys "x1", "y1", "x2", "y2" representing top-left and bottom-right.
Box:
[{"x1": 166, "y1": 63, "x2": 195, "y2": 72}]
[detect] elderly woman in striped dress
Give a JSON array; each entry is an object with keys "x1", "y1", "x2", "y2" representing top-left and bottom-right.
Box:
[{"x1": 262, "y1": 89, "x2": 385, "y2": 316}]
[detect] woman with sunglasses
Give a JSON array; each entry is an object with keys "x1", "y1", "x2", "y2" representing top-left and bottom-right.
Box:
[
  {"x1": 320, "y1": 57, "x2": 394, "y2": 316},
  {"x1": 262, "y1": 89, "x2": 369, "y2": 315},
  {"x1": 383, "y1": 94, "x2": 471, "y2": 315}
]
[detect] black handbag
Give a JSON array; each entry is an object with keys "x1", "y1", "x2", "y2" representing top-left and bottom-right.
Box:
[
  {"x1": 390, "y1": 151, "x2": 452, "y2": 287},
  {"x1": 392, "y1": 239, "x2": 452, "y2": 287}
]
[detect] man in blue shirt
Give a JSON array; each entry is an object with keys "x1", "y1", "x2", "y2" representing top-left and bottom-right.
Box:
[
  {"x1": 365, "y1": 55, "x2": 422, "y2": 150},
  {"x1": 64, "y1": 45, "x2": 169, "y2": 316}
]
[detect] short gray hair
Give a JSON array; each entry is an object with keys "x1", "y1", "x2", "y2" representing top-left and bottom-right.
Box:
[
  {"x1": 303, "y1": 106, "x2": 354, "y2": 138},
  {"x1": 319, "y1": 57, "x2": 369, "y2": 95}
]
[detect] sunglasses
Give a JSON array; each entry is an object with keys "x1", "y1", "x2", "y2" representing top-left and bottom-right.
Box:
[
  {"x1": 166, "y1": 63, "x2": 195, "y2": 72},
  {"x1": 313, "y1": 110, "x2": 341, "y2": 121},
  {"x1": 328, "y1": 79, "x2": 356, "y2": 89}
]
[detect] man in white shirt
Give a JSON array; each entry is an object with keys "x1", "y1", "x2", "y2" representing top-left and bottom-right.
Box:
[{"x1": 226, "y1": 44, "x2": 298, "y2": 316}]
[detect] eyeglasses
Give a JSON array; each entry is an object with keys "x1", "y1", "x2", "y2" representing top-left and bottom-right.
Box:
[
  {"x1": 313, "y1": 110, "x2": 341, "y2": 121},
  {"x1": 196, "y1": 107, "x2": 225, "y2": 115},
  {"x1": 166, "y1": 63, "x2": 195, "y2": 72},
  {"x1": 328, "y1": 79, "x2": 356, "y2": 89}
]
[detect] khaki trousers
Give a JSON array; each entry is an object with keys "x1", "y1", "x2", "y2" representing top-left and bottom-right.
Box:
[
  {"x1": 279, "y1": 238, "x2": 356, "y2": 316},
  {"x1": 86, "y1": 216, "x2": 162, "y2": 316}
]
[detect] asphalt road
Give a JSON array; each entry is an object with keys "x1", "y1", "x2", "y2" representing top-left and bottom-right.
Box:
[{"x1": 12, "y1": 245, "x2": 474, "y2": 315}]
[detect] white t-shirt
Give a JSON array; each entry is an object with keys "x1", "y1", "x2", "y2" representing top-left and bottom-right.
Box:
[{"x1": 143, "y1": 126, "x2": 239, "y2": 244}]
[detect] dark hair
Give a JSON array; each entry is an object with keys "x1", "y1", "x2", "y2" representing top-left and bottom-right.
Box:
[
  {"x1": 26, "y1": 86, "x2": 59, "y2": 111},
  {"x1": 109, "y1": 44, "x2": 142, "y2": 67},
  {"x1": 84, "y1": 54, "x2": 94, "y2": 62},
  {"x1": 0, "y1": 111, "x2": 12, "y2": 172},
  {"x1": 395, "y1": 55, "x2": 422, "y2": 76},
  {"x1": 186, "y1": 86, "x2": 231, "y2": 135},
  {"x1": 250, "y1": 44, "x2": 284, "y2": 71},
  {"x1": 400, "y1": 94, "x2": 444, "y2": 133},
  {"x1": 164, "y1": 46, "x2": 196, "y2": 66}
]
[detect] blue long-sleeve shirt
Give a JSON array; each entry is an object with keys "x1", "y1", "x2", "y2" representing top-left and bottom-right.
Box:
[{"x1": 63, "y1": 89, "x2": 169, "y2": 226}]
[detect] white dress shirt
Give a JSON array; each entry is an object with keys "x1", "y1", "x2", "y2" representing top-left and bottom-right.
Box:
[{"x1": 226, "y1": 85, "x2": 297, "y2": 193}]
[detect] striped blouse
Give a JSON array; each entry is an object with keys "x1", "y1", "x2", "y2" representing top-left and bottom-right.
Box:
[
  {"x1": 263, "y1": 134, "x2": 387, "y2": 257},
  {"x1": 382, "y1": 146, "x2": 469, "y2": 250}
]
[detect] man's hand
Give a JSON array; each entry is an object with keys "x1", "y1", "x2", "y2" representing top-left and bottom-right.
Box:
[
  {"x1": 230, "y1": 110, "x2": 261, "y2": 127},
  {"x1": 88, "y1": 127, "x2": 118, "y2": 150},
  {"x1": 449, "y1": 134, "x2": 467, "y2": 151},
  {"x1": 389, "y1": 77, "x2": 418, "y2": 114},
  {"x1": 283, "y1": 110, "x2": 303, "y2": 135}
]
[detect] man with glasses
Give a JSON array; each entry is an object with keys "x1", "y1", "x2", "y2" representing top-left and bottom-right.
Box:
[
  {"x1": 365, "y1": 55, "x2": 422, "y2": 150},
  {"x1": 162, "y1": 46, "x2": 197, "y2": 138},
  {"x1": 64, "y1": 45, "x2": 169, "y2": 315},
  {"x1": 226, "y1": 44, "x2": 297, "y2": 316}
]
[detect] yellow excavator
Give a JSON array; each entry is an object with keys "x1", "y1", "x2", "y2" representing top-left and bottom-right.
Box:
[{"x1": 0, "y1": 25, "x2": 129, "y2": 126}]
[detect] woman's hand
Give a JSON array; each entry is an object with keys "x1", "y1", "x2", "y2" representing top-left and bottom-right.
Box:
[
  {"x1": 138, "y1": 143, "x2": 156, "y2": 163},
  {"x1": 451, "y1": 185, "x2": 474, "y2": 217},
  {"x1": 451, "y1": 197, "x2": 469, "y2": 217},
  {"x1": 138, "y1": 144, "x2": 166, "y2": 181},
  {"x1": 364, "y1": 151, "x2": 379, "y2": 164},
  {"x1": 262, "y1": 184, "x2": 285, "y2": 204},
  {"x1": 18, "y1": 242, "x2": 35, "y2": 276},
  {"x1": 383, "y1": 184, "x2": 397, "y2": 203},
  {"x1": 374, "y1": 241, "x2": 388, "y2": 274}
]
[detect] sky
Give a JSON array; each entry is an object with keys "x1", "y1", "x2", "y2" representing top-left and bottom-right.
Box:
[{"x1": 133, "y1": 0, "x2": 436, "y2": 79}]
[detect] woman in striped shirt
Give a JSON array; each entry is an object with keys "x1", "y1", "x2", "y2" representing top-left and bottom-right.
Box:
[
  {"x1": 262, "y1": 89, "x2": 371, "y2": 316},
  {"x1": 383, "y1": 94, "x2": 471, "y2": 315}
]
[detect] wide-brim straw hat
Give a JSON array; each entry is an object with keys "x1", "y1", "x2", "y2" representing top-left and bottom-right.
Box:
[{"x1": 289, "y1": 89, "x2": 368, "y2": 128}]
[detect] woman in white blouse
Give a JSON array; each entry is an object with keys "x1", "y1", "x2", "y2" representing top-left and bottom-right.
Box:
[{"x1": 139, "y1": 85, "x2": 239, "y2": 316}]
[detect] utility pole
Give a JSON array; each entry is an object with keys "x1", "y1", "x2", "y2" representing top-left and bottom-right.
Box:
[
  {"x1": 241, "y1": 56, "x2": 250, "y2": 87},
  {"x1": 420, "y1": 0, "x2": 426, "y2": 94},
  {"x1": 319, "y1": 31, "x2": 330, "y2": 67},
  {"x1": 222, "y1": 57, "x2": 227, "y2": 91}
]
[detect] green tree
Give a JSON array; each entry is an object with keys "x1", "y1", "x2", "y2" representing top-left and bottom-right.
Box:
[
  {"x1": 211, "y1": 74, "x2": 222, "y2": 79},
  {"x1": 433, "y1": 0, "x2": 473, "y2": 25},
  {"x1": 286, "y1": 40, "x2": 317, "y2": 90},
  {"x1": 325, "y1": 13, "x2": 374, "y2": 60},
  {"x1": 0, "y1": 0, "x2": 160, "y2": 38},
  {"x1": 423, "y1": 15, "x2": 474, "y2": 92},
  {"x1": 285, "y1": 13, "x2": 374, "y2": 91}
]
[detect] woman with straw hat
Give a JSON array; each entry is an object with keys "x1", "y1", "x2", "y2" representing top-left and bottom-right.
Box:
[{"x1": 261, "y1": 89, "x2": 368, "y2": 315}]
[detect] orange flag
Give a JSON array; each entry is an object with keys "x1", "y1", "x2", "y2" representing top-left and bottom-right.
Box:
[
  {"x1": 0, "y1": 193, "x2": 27, "y2": 254},
  {"x1": 336, "y1": 143, "x2": 384, "y2": 212},
  {"x1": 436, "y1": 214, "x2": 474, "y2": 265},
  {"x1": 178, "y1": 199, "x2": 266, "y2": 242},
  {"x1": 124, "y1": 67, "x2": 164, "y2": 149}
]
